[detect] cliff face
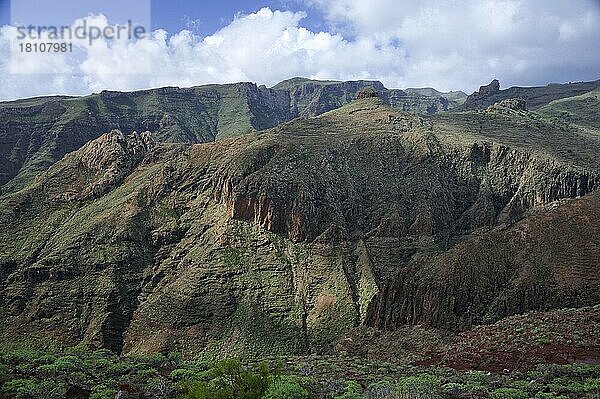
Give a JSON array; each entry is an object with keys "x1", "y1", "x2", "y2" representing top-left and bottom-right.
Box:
[
  {"x1": 461, "y1": 79, "x2": 600, "y2": 111},
  {"x1": 0, "y1": 98, "x2": 598, "y2": 357},
  {"x1": 366, "y1": 190, "x2": 600, "y2": 331}
]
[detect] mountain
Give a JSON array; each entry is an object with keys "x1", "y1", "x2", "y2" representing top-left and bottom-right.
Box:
[
  {"x1": 460, "y1": 79, "x2": 600, "y2": 111},
  {"x1": 3, "y1": 78, "x2": 598, "y2": 196},
  {"x1": 0, "y1": 80, "x2": 457, "y2": 194},
  {"x1": 404, "y1": 87, "x2": 467, "y2": 107},
  {"x1": 1, "y1": 94, "x2": 598, "y2": 360}
]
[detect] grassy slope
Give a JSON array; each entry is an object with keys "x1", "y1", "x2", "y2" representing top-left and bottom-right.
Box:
[
  {"x1": 537, "y1": 88, "x2": 600, "y2": 132},
  {"x1": 431, "y1": 108, "x2": 600, "y2": 170}
]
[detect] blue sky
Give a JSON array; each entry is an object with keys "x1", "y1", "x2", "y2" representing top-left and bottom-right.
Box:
[
  {"x1": 150, "y1": 0, "x2": 326, "y2": 36},
  {"x1": 0, "y1": 0, "x2": 599, "y2": 100},
  {"x1": 0, "y1": 0, "x2": 326, "y2": 37}
]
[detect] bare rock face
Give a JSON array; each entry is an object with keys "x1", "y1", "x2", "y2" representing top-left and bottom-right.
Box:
[
  {"x1": 355, "y1": 87, "x2": 379, "y2": 100},
  {"x1": 461, "y1": 79, "x2": 503, "y2": 110},
  {"x1": 366, "y1": 190, "x2": 600, "y2": 331},
  {"x1": 486, "y1": 98, "x2": 527, "y2": 112},
  {"x1": 478, "y1": 79, "x2": 501, "y2": 96}
]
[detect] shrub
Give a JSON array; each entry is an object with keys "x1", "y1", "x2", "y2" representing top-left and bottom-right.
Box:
[
  {"x1": 179, "y1": 359, "x2": 272, "y2": 399},
  {"x1": 321, "y1": 378, "x2": 349, "y2": 398},
  {"x1": 4, "y1": 349, "x2": 39, "y2": 364},
  {"x1": 534, "y1": 393, "x2": 568, "y2": 399},
  {"x1": 442, "y1": 382, "x2": 469, "y2": 397},
  {"x1": 37, "y1": 380, "x2": 67, "y2": 399},
  {"x1": 464, "y1": 370, "x2": 490, "y2": 388},
  {"x1": 64, "y1": 343, "x2": 88, "y2": 357},
  {"x1": 263, "y1": 376, "x2": 309, "y2": 399},
  {"x1": 491, "y1": 387, "x2": 528, "y2": 399},
  {"x1": 67, "y1": 370, "x2": 92, "y2": 385},
  {"x1": 54, "y1": 355, "x2": 84, "y2": 373},
  {"x1": 132, "y1": 367, "x2": 159, "y2": 384},
  {"x1": 92, "y1": 349, "x2": 116, "y2": 360},
  {"x1": 179, "y1": 381, "x2": 211, "y2": 399},
  {"x1": 1, "y1": 379, "x2": 64, "y2": 399},
  {"x1": 167, "y1": 351, "x2": 182, "y2": 365},
  {"x1": 104, "y1": 360, "x2": 133, "y2": 377},
  {"x1": 90, "y1": 384, "x2": 117, "y2": 399},
  {"x1": 364, "y1": 380, "x2": 398, "y2": 399},
  {"x1": 36, "y1": 363, "x2": 58, "y2": 378},
  {"x1": 171, "y1": 368, "x2": 203, "y2": 382},
  {"x1": 33, "y1": 353, "x2": 57, "y2": 365},
  {"x1": 582, "y1": 377, "x2": 600, "y2": 392},
  {"x1": 0, "y1": 363, "x2": 10, "y2": 383},
  {"x1": 146, "y1": 377, "x2": 173, "y2": 399},
  {"x1": 397, "y1": 374, "x2": 440, "y2": 398},
  {"x1": 332, "y1": 380, "x2": 363, "y2": 399},
  {"x1": 148, "y1": 353, "x2": 168, "y2": 368},
  {"x1": 15, "y1": 362, "x2": 35, "y2": 374},
  {"x1": 1, "y1": 378, "x2": 39, "y2": 399}
]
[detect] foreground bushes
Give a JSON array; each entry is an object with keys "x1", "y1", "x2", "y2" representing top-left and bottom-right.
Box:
[{"x1": 0, "y1": 348, "x2": 598, "y2": 398}]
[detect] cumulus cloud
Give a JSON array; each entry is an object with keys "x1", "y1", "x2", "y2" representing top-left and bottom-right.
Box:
[
  {"x1": 0, "y1": 2, "x2": 599, "y2": 100},
  {"x1": 305, "y1": 0, "x2": 600, "y2": 90}
]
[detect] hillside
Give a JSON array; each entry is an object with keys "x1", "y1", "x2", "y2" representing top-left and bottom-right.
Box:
[
  {"x1": 0, "y1": 80, "x2": 455, "y2": 194},
  {"x1": 0, "y1": 96, "x2": 598, "y2": 361},
  {"x1": 3, "y1": 78, "x2": 598, "y2": 196},
  {"x1": 537, "y1": 88, "x2": 600, "y2": 132}
]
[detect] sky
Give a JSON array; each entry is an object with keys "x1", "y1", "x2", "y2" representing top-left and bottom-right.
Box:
[{"x1": 0, "y1": 0, "x2": 599, "y2": 101}]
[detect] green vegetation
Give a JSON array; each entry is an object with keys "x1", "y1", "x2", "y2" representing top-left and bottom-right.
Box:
[{"x1": 1, "y1": 348, "x2": 599, "y2": 398}]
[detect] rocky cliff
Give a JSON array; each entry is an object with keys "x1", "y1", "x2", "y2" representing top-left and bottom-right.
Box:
[
  {"x1": 461, "y1": 79, "x2": 600, "y2": 111},
  {"x1": 366, "y1": 190, "x2": 600, "y2": 331}
]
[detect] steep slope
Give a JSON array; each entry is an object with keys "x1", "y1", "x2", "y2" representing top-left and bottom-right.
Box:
[
  {"x1": 460, "y1": 79, "x2": 600, "y2": 111},
  {"x1": 366, "y1": 190, "x2": 600, "y2": 331},
  {"x1": 0, "y1": 83, "x2": 290, "y2": 193},
  {"x1": 0, "y1": 80, "x2": 458, "y2": 194},
  {"x1": 0, "y1": 98, "x2": 598, "y2": 358},
  {"x1": 276, "y1": 77, "x2": 456, "y2": 116}
]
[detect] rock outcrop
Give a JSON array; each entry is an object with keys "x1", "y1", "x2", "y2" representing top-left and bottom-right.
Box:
[
  {"x1": 355, "y1": 87, "x2": 379, "y2": 100},
  {"x1": 479, "y1": 79, "x2": 501, "y2": 96},
  {"x1": 486, "y1": 98, "x2": 526, "y2": 112}
]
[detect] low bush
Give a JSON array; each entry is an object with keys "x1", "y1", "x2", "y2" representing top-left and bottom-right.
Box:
[
  {"x1": 263, "y1": 376, "x2": 309, "y2": 399},
  {"x1": 491, "y1": 387, "x2": 528, "y2": 399}
]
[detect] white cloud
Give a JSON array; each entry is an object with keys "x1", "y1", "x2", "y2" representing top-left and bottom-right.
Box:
[
  {"x1": 0, "y1": 2, "x2": 599, "y2": 100},
  {"x1": 305, "y1": 0, "x2": 600, "y2": 90}
]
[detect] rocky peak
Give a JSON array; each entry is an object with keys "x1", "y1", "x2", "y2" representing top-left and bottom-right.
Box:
[
  {"x1": 477, "y1": 79, "x2": 500, "y2": 96},
  {"x1": 70, "y1": 130, "x2": 154, "y2": 199},
  {"x1": 78, "y1": 129, "x2": 154, "y2": 171},
  {"x1": 461, "y1": 79, "x2": 503, "y2": 110}
]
